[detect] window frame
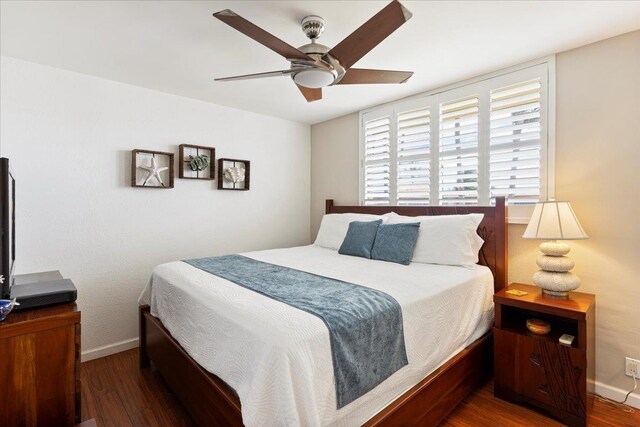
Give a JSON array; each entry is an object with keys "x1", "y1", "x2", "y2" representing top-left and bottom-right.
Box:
[{"x1": 359, "y1": 56, "x2": 556, "y2": 223}]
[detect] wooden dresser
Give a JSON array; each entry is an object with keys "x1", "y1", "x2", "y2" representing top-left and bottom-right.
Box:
[
  {"x1": 494, "y1": 283, "x2": 595, "y2": 427},
  {"x1": 0, "y1": 302, "x2": 81, "y2": 426}
]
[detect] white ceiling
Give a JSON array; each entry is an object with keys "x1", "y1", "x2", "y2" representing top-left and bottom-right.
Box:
[{"x1": 2, "y1": 1, "x2": 639, "y2": 124}]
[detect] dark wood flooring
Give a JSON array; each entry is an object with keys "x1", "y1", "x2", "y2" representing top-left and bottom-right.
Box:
[{"x1": 82, "y1": 349, "x2": 640, "y2": 426}]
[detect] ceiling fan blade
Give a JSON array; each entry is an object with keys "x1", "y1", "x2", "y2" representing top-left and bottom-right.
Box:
[
  {"x1": 336, "y1": 69, "x2": 413, "y2": 85},
  {"x1": 297, "y1": 85, "x2": 322, "y2": 102},
  {"x1": 215, "y1": 68, "x2": 302, "y2": 82},
  {"x1": 214, "y1": 10, "x2": 314, "y2": 63},
  {"x1": 326, "y1": 0, "x2": 412, "y2": 69}
]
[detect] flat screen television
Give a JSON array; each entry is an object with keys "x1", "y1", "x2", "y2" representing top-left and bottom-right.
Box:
[{"x1": 1, "y1": 158, "x2": 15, "y2": 299}]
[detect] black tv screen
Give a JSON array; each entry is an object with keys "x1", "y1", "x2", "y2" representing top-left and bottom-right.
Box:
[{"x1": 0, "y1": 158, "x2": 15, "y2": 299}]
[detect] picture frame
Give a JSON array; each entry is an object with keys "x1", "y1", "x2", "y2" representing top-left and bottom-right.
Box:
[
  {"x1": 217, "y1": 158, "x2": 250, "y2": 191},
  {"x1": 131, "y1": 149, "x2": 174, "y2": 189},
  {"x1": 178, "y1": 144, "x2": 215, "y2": 180}
]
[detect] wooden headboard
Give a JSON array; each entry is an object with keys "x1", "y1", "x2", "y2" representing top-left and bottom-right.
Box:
[{"x1": 325, "y1": 197, "x2": 508, "y2": 293}]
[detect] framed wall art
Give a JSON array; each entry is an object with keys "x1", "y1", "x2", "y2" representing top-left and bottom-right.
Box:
[
  {"x1": 131, "y1": 149, "x2": 174, "y2": 189},
  {"x1": 217, "y1": 158, "x2": 250, "y2": 191},
  {"x1": 179, "y1": 144, "x2": 215, "y2": 180}
]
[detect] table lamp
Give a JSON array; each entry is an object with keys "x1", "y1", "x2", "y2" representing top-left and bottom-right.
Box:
[{"x1": 522, "y1": 200, "x2": 588, "y2": 297}]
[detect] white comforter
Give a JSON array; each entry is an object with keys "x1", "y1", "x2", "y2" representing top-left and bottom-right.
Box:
[{"x1": 138, "y1": 245, "x2": 494, "y2": 426}]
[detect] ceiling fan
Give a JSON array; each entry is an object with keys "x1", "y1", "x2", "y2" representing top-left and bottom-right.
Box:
[{"x1": 213, "y1": 0, "x2": 414, "y2": 102}]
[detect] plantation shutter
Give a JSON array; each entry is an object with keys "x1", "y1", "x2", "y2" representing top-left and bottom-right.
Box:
[
  {"x1": 489, "y1": 79, "x2": 542, "y2": 205},
  {"x1": 438, "y1": 96, "x2": 480, "y2": 205},
  {"x1": 362, "y1": 114, "x2": 391, "y2": 205},
  {"x1": 359, "y1": 61, "x2": 551, "y2": 218},
  {"x1": 396, "y1": 107, "x2": 431, "y2": 205}
]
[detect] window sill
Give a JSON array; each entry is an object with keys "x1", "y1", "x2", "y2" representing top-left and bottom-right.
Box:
[
  {"x1": 507, "y1": 216, "x2": 530, "y2": 225},
  {"x1": 506, "y1": 204, "x2": 534, "y2": 225}
]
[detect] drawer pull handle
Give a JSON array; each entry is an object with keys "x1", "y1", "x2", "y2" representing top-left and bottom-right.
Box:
[
  {"x1": 530, "y1": 353, "x2": 541, "y2": 366},
  {"x1": 538, "y1": 384, "x2": 550, "y2": 395}
]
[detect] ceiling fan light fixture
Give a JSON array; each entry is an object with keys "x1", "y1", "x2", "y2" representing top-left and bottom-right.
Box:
[
  {"x1": 293, "y1": 69, "x2": 335, "y2": 89},
  {"x1": 213, "y1": 1, "x2": 414, "y2": 102}
]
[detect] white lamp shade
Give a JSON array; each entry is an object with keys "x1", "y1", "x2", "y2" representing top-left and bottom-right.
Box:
[{"x1": 523, "y1": 201, "x2": 588, "y2": 240}]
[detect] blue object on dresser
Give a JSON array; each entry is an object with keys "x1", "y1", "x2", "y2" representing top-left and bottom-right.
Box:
[
  {"x1": 371, "y1": 222, "x2": 421, "y2": 265},
  {"x1": 183, "y1": 254, "x2": 408, "y2": 408},
  {"x1": 0, "y1": 298, "x2": 19, "y2": 321},
  {"x1": 338, "y1": 219, "x2": 382, "y2": 259}
]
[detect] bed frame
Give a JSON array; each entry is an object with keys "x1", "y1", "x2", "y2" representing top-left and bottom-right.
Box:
[{"x1": 139, "y1": 197, "x2": 507, "y2": 426}]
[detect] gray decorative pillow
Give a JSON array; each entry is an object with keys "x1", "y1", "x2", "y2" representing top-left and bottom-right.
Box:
[
  {"x1": 338, "y1": 219, "x2": 383, "y2": 259},
  {"x1": 371, "y1": 222, "x2": 421, "y2": 265}
]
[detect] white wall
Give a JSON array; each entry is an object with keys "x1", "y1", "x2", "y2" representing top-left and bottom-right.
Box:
[
  {"x1": 310, "y1": 31, "x2": 640, "y2": 402},
  {"x1": 0, "y1": 56, "x2": 311, "y2": 359}
]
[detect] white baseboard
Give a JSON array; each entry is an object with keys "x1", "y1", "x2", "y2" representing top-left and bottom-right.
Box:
[
  {"x1": 595, "y1": 380, "x2": 640, "y2": 409},
  {"x1": 81, "y1": 337, "x2": 139, "y2": 362}
]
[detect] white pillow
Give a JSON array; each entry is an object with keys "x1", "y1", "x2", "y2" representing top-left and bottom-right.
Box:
[
  {"x1": 386, "y1": 213, "x2": 484, "y2": 266},
  {"x1": 314, "y1": 213, "x2": 385, "y2": 250}
]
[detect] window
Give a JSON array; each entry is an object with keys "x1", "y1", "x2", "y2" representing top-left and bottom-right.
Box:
[
  {"x1": 362, "y1": 115, "x2": 391, "y2": 205},
  {"x1": 489, "y1": 79, "x2": 542, "y2": 205},
  {"x1": 438, "y1": 95, "x2": 479, "y2": 205},
  {"x1": 397, "y1": 107, "x2": 431, "y2": 205},
  {"x1": 360, "y1": 60, "x2": 554, "y2": 222}
]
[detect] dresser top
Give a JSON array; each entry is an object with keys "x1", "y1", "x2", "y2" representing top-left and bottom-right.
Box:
[{"x1": 0, "y1": 302, "x2": 79, "y2": 338}]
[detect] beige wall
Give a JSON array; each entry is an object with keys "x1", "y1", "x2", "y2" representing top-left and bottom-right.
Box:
[
  {"x1": 310, "y1": 112, "x2": 360, "y2": 235},
  {"x1": 310, "y1": 31, "x2": 640, "y2": 394}
]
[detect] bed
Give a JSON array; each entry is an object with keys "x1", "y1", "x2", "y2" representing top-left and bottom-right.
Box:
[{"x1": 138, "y1": 197, "x2": 507, "y2": 426}]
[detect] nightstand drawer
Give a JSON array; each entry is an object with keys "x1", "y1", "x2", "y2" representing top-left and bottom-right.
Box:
[{"x1": 495, "y1": 328, "x2": 587, "y2": 416}]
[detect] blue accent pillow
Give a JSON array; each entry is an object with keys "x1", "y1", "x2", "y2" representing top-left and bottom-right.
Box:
[
  {"x1": 371, "y1": 222, "x2": 421, "y2": 265},
  {"x1": 338, "y1": 219, "x2": 383, "y2": 259}
]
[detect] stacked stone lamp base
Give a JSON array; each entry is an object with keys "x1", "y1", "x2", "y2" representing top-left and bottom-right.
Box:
[{"x1": 533, "y1": 241, "x2": 580, "y2": 297}]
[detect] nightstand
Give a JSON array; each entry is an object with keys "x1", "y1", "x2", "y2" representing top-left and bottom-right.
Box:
[{"x1": 494, "y1": 283, "x2": 595, "y2": 427}]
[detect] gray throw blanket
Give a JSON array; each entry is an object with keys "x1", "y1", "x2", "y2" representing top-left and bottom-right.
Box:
[{"x1": 183, "y1": 255, "x2": 408, "y2": 408}]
